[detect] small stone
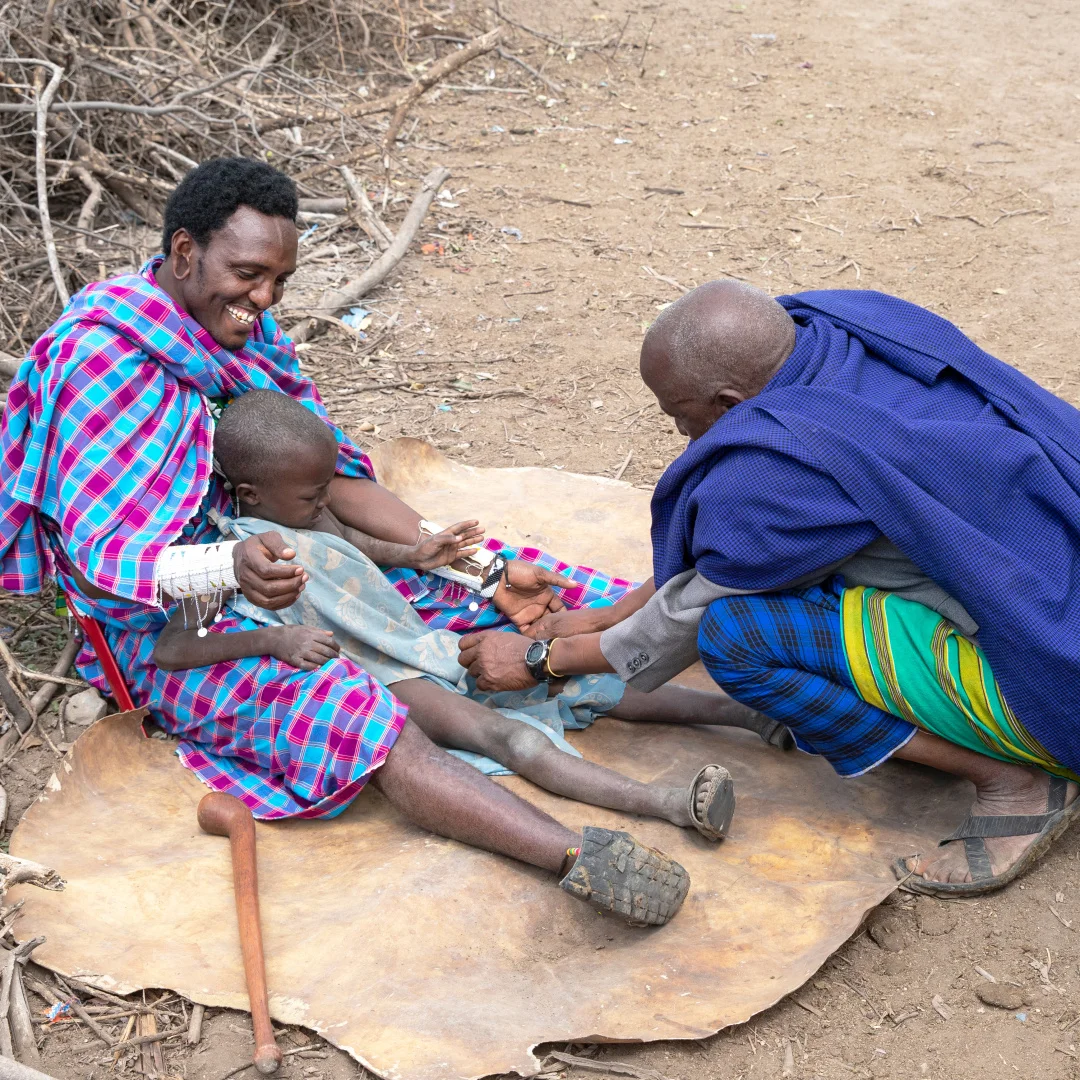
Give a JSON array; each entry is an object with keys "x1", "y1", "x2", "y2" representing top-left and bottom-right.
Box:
[
  {"x1": 649, "y1": 458, "x2": 665, "y2": 469},
  {"x1": 357, "y1": 421, "x2": 376, "y2": 433},
  {"x1": 65, "y1": 687, "x2": 109, "y2": 727},
  {"x1": 867, "y1": 909, "x2": 906, "y2": 952},
  {"x1": 976, "y1": 984, "x2": 1026, "y2": 1011}
]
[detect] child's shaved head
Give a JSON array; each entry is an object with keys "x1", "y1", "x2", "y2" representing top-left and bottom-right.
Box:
[{"x1": 214, "y1": 389, "x2": 337, "y2": 488}]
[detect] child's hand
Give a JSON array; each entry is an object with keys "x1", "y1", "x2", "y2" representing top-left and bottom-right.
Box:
[
  {"x1": 411, "y1": 520, "x2": 485, "y2": 571},
  {"x1": 269, "y1": 626, "x2": 340, "y2": 670}
]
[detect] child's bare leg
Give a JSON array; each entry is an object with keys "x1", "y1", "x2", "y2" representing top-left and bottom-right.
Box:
[
  {"x1": 390, "y1": 677, "x2": 721, "y2": 829},
  {"x1": 610, "y1": 683, "x2": 785, "y2": 738}
]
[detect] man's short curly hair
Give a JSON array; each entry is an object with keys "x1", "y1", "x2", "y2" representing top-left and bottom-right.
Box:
[{"x1": 161, "y1": 157, "x2": 298, "y2": 255}]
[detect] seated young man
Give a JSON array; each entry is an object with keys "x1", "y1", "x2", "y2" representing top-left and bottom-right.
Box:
[{"x1": 153, "y1": 389, "x2": 741, "y2": 849}]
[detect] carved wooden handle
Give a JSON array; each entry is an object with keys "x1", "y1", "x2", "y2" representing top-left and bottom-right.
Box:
[{"x1": 198, "y1": 793, "x2": 282, "y2": 1075}]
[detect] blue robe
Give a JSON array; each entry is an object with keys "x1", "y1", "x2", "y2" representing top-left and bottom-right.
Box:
[{"x1": 651, "y1": 290, "x2": 1080, "y2": 771}]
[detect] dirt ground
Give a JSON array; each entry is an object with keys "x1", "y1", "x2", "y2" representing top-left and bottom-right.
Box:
[{"x1": 4, "y1": 0, "x2": 1080, "y2": 1077}]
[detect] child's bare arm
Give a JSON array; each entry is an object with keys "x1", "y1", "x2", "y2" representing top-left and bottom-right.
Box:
[
  {"x1": 312, "y1": 509, "x2": 485, "y2": 571},
  {"x1": 153, "y1": 599, "x2": 340, "y2": 672}
]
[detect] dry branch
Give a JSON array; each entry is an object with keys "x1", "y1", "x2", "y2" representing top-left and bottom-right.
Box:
[
  {"x1": 0, "y1": 2, "x2": 522, "y2": 344},
  {"x1": 496, "y1": 46, "x2": 561, "y2": 96},
  {"x1": 290, "y1": 165, "x2": 451, "y2": 344},
  {"x1": 382, "y1": 28, "x2": 500, "y2": 158},
  {"x1": 340, "y1": 166, "x2": 393, "y2": 251},
  {"x1": 0, "y1": 633, "x2": 81, "y2": 759},
  {"x1": 0, "y1": 952, "x2": 15, "y2": 1058},
  {"x1": 258, "y1": 29, "x2": 501, "y2": 136},
  {"x1": 28, "y1": 633, "x2": 82, "y2": 716},
  {"x1": 0, "y1": 854, "x2": 61, "y2": 892},
  {"x1": 0, "y1": 1054, "x2": 59, "y2": 1080},
  {"x1": 27, "y1": 59, "x2": 68, "y2": 305},
  {"x1": 8, "y1": 968, "x2": 38, "y2": 1065},
  {"x1": 71, "y1": 166, "x2": 103, "y2": 255}
]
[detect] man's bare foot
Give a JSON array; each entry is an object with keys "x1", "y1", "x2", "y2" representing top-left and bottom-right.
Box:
[{"x1": 901, "y1": 766, "x2": 1077, "y2": 885}]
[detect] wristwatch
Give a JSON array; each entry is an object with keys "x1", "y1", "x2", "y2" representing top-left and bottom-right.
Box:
[{"x1": 525, "y1": 639, "x2": 553, "y2": 683}]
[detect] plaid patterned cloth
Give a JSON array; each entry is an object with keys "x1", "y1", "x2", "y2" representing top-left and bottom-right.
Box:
[
  {"x1": 0, "y1": 258, "x2": 374, "y2": 602},
  {"x1": 653, "y1": 288, "x2": 1080, "y2": 778},
  {"x1": 0, "y1": 260, "x2": 635, "y2": 818},
  {"x1": 697, "y1": 580, "x2": 917, "y2": 777},
  {"x1": 0, "y1": 260, "x2": 406, "y2": 819},
  {"x1": 385, "y1": 544, "x2": 638, "y2": 632}
]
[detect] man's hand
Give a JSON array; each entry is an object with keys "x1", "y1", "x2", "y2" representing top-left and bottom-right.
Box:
[
  {"x1": 458, "y1": 630, "x2": 537, "y2": 691},
  {"x1": 268, "y1": 626, "x2": 340, "y2": 670},
  {"x1": 233, "y1": 533, "x2": 308, "y2": 610},
  {"x1": 411, "y1": 520, "x2": 486, "y2": 571},
  {"x1": 492, "y1": 560, "x2": 575, "y2": 629}
]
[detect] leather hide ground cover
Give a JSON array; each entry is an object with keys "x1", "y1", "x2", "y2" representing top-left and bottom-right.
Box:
[{"x1": 10, "y1": 439, "x2": 969, "y2": 1079}]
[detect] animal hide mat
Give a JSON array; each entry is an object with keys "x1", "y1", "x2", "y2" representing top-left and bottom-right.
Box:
[{"x1": 10, "y1": 438, "x2": 970, "y2": 1079}]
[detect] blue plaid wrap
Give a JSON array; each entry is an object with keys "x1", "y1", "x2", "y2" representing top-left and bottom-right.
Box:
[{"x1": 697, "y1": 581, "x2": 916, "y2": 777}]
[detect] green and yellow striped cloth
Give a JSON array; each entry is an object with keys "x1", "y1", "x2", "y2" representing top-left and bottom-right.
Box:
[{"x1": 840, "y1": 585, "x2": 1074, "y2": 781}]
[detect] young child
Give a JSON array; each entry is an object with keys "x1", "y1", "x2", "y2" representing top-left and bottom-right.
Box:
[{"x1": 153, "y1": 389, "x2": 737, "y2": 845}]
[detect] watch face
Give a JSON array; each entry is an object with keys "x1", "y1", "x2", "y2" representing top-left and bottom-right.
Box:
[{"x1": 525, "y1": 641, "x2": 546, "y2": 666}]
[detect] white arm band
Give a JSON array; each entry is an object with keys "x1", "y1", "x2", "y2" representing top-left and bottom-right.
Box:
[{"x1": 157, "y1": 541, "x2": 239, "y2": 600}]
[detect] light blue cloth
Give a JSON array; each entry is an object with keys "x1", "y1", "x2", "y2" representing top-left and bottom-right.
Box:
[{"x1": 219, "y1": 515, "x2": 625, "y2": 774}]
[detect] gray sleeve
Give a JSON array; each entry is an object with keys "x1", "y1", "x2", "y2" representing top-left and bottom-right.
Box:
[
  {"x1": 598, "y1": 571, "x2": 754, "y2": 692},
  {"x1": 599, "y1": 563, "x2": 840, "y2": 692}
]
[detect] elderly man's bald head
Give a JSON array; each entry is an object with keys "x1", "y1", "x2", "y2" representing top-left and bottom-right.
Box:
[{"x1": 640, "y1": 280, "x2": 796, "y2": 439}]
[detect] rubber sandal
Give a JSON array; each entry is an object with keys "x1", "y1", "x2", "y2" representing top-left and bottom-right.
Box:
[
  {"x1": 756, "y1": 716, "x2": 795, "y2": 751},
  {"x1": 894, "y1": 775, "x2": 1080, "y2": 898},
  {"x1": 687, "y1": 764, "x2": 735, "y2": 841},
  {"x1": 560, "y1": 826, "x2": 690, "y2": 926}
]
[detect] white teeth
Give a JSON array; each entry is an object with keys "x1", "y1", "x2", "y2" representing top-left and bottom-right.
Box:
[{"x1": 227, "y1": 306, "x2": 255, "y2": 325}]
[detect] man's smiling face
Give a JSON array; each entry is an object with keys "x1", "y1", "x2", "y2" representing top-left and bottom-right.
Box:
[{"x1": 168, "y1": 205, "x2": 298, "y2": 350}]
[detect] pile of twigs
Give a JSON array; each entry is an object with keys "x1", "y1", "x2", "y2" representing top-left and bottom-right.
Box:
[{"x1": 0, "y1": 0, "x2": 511, "y2": 354}]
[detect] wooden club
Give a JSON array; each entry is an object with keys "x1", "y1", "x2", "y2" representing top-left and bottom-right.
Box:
[{"x1": 197, "y1": 792, "x2": 282, "y2": 1075}]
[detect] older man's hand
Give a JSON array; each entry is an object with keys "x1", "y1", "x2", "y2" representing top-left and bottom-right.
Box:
[
  {"x1": 458, "y1": 630, "x2": 537, "y2": 692},
  {"x1": 492, "y1": 560, "x2": 575, "y2": 629},
  {"x1": 233, "y1": 533, "x2": 308, "y2": 610}
]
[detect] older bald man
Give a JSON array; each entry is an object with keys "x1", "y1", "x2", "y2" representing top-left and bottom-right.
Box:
[{"x1": 460, "y1": 281, "x2": 1080, "y2": 898}]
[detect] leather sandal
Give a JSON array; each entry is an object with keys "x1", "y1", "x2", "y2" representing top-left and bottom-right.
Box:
[{"x1": 895, "y1": 775, "x2": 1080, "y2": 898}]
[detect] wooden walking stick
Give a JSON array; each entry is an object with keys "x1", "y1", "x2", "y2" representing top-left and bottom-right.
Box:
[{"x1": 197, "y1": 792, "x2": 282, "y2": 1075}]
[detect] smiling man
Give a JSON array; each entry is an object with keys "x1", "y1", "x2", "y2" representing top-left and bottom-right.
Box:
[{"x1": 460, "y1": 280, "x2": 1080, "y2": 899}]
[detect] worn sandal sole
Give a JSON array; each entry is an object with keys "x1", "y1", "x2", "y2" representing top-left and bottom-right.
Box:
[
  {"x1": 687, "y1": 764, "x2": 735, "y2": 841},
  {"x1": 560, "y1": 826, "x2": 690, "y2": 926},
  {"x1": 758, "y1": 717, "x2": 795, "y2": 751},
  {"x1": 895, "y1": 785, "x2": 1080, "y2": 898}
]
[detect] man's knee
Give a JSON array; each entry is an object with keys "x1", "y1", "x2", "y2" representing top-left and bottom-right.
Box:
[{"x1": 698, "y1": 597, "x2": 767, "y2": 690}]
